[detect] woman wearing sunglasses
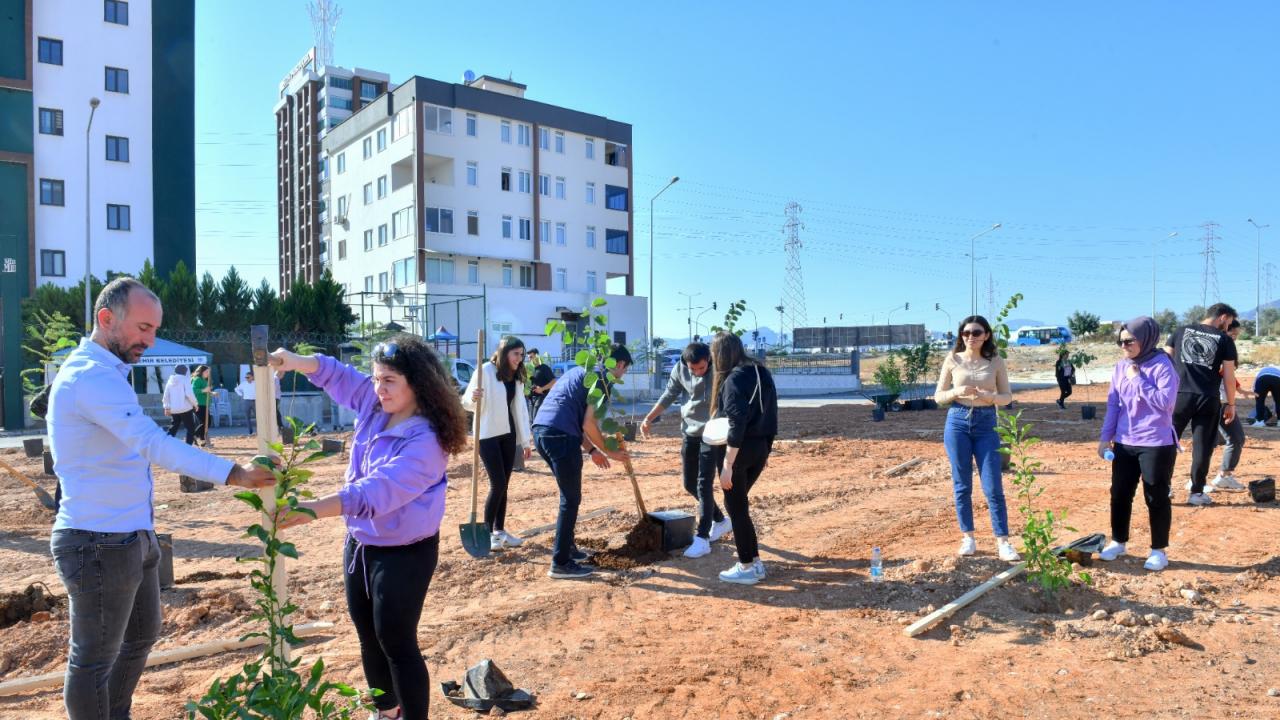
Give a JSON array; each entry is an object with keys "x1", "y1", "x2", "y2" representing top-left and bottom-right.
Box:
[
  {"x1": 269, "y1": 336, "x2": 468, "y2": 720},
  {"x1": 1097, "y1": 317, "x2": 1179, "y2": 572},
  {"x1": 934, "y1": 316, "x2": 1019, "y2": 562}
]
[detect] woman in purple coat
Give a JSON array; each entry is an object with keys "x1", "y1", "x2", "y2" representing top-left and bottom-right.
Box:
[{"x1": 272, "y1": 335, "x2": 467, "y2": 720}]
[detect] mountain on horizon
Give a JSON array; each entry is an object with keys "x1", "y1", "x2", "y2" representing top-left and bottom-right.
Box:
[{"x1": 1240, "y1": 299, "x2": 1280, "y2": 321}]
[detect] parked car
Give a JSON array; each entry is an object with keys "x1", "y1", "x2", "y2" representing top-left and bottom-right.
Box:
[
  {"x1": 661, "y1": 348, "x2": 682, "y2": 374},
  {"x1": 446, "y1": 358, "x2": 475, "y2": 394}
]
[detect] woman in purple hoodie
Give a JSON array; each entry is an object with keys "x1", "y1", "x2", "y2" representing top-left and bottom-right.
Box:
[
  {"x1": 1097, "y1": 316, "x2": 1179, "y2": 572},
  {"x1": 271, "y1": 335, "x2": 467, "y2": 720}
]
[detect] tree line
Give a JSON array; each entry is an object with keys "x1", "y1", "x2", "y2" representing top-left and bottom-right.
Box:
[{"x1": 1067, "y1": 305, "x2": 1280, "y2": 340}]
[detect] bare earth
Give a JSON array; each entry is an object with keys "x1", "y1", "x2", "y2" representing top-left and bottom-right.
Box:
[{"x1": 1, "y1": 380, "x2": 1278, "y2": 719}]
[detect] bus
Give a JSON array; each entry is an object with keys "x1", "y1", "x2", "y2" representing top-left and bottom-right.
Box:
[{"x1": 1012, "y1": 326, "x2": 1073, "y2": 346}]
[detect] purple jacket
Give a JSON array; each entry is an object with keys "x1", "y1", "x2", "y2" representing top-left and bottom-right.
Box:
[
  {"x1": 1100, "y1": 352, "x2": 1179, "y2": 447},
  {"x1": 309, "y1": 355, "x2": 448, "y2": 546}
]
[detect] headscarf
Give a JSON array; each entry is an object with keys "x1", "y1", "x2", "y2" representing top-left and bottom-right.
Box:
[{"x1": 1123, "y1": 316, "x2": 1161, "y2": 365}]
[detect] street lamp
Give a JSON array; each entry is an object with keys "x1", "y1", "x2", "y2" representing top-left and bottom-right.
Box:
[
  {"x1": 886, "y1": 303, "x2": 906, "y2": 350},
  {"x1": 1152, "y1": 231, "x2": 1177, "y2": 318},
  {"x1": 84, "y1": 97, "x2": 100, "y2": 333},
  {"x1": 677, "y1": 290, "x2": 700, "y2": 345},
  {"x1": 648, "y1": 176, "x2": 679, "y2": 388},
  {"x1": 968, "y1": 223, "x2": 1001, "y2": 316},
  {"x1": 1249, "y1": 218, "x2": 1269, "y2": 335}
]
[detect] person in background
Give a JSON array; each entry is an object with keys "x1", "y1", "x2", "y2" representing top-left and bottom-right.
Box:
[
  {"x1": 707, "y1": 332, "x2": 778, "y2": 584},
  {"x1": 640, "y1": 341, "x2": 731, "y2": 559},
  {"x1": 1054, "y1": 346, "x2": 1075, "y2": 409},
  {"x1": 1202, "y1": 321, "x2": 1250, "y2": 492},
  {"x1": 1098, "y1": 317, "x2": 1179, "y2": 571},
  {"x1": 526, "y1": 348, "x2": 557, "y2": 420},
  {"x1": 235, "y1": 369, "x2": 257, "y2": 434},
  {"x1": 462, "y1": 335, "x2": 534, "y2": 551},
  {"x1": 272, "y1": 335, "x2": 468, "y2": 720},
  {"x1": 162, "y1": 364, "x2": 199, "y2": 445},
  {"x1": 1251, "y1": 364, "x2": 1280, "y2": 427},
  {"x1": 934, "y1": 315, "x2": 1020, "y2": 562},
  {"x1": 191, "y1": 365, "x2": 213, "y2": 447}
]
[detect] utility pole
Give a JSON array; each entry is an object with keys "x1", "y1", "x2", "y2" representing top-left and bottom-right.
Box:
[
  {"x1": 968, "y1": 223, "x2": 1001, "y2": 315},
  {"x1": 1153, "y1": 231, "x2": 1178, "y2": 317},
  {"x1": 677, "y1": 291, "x2": 700, "y2": 343},
  {"x1": 986, "y1": 274, "x2": 996, "y2": 319},
  {"x1": 1249, "y1": 219, "x2": 1269, "y2": 335},
  {"x1": 781, "y1": 203, "x2": 807, "y2": 346},
  {"x1": 1200, "y1": 221, "x2": 1221, "y2": 309}
]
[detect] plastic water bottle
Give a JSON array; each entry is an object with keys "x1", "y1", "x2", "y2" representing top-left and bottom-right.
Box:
[
  {"x1": 870, "y1": 547, "x2": 883, "y2": 583},
  {"x1": 1103, "y1": 449, "x2": 1115, "y2": 462}
]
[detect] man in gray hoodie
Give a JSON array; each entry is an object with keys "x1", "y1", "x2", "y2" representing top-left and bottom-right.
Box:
[{"x1": 641, "y1": 342, "x2": 731, "y2": 557}]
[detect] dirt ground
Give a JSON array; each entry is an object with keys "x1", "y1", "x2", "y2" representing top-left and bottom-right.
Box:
[{"x1": 1, "y1": 363, "x2": 1279, "y2": 718}]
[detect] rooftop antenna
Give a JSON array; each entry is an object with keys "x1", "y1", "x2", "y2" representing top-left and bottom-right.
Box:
[{"x1": 306, "y1": 0, "x2": 342, "y2": 67}]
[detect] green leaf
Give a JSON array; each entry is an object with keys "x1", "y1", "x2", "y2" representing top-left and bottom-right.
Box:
[
  {"x1": 593, "y1": 315, "x2": 606, "y2": 326},
  {"x1": 587, "y1": 385, "x2": 604, "y2": 403},
  {"x1": 235, "y1": 491, "x2": 265, "y2": 512},
  {"x1": 575, "y1": 350, "x2": 591, "y2": 366},
  {"x1": 278, "y1": 542, "x2": 299, "y2": 559},
  {"x1": 545, "y1": 320, "x2": 564, "y2": 335},
  {"x1": 604, "y1": 358, "x2": 616, "y2": 369},
  {"x1": 601, "y1": 418, "x2": 620, "y2": 434},
  {"x1": 301, "y1": 451, "x2": 332, "y2": 464},
  {"x1": 604, "y1": 437, "x2": 619, "y2": 452},
  {"x1": 591, "y1": 297, "x2": 607, "y2": 307}
]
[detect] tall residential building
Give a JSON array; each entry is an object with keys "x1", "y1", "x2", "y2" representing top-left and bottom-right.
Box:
[
  {"x1": 0, "y1": 0, "x2": 194, "y2": 429},
  {"x1": 321, "y1": 73, "x2": 643, "y2": 357},
  {"x1": 275, "y1": 50, "x2": 388, "y2": 291}
]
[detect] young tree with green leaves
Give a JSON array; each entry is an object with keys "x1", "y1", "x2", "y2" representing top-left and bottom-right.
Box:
[{"x1": 1066, "y1": 310, "x2": 1101, "y2": 338}]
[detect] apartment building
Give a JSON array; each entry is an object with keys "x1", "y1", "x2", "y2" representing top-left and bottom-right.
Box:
[
  {"x1": 0, "y1": 0, "x2": 194, "y2": 429},
  {"x1": 321, "y1": 73, "x2": 644, "y2": 356},
  {"x1": 275, "y1": 49, "x2": 389, "y2": 291}
]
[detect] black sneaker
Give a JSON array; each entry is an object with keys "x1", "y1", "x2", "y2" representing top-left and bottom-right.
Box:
[
  {"x1": 571, "y1": 547, "x2": 591, "y2": 563},
  {"x1": 548, "y1": 561, "x2": 594, "y2": 580}
]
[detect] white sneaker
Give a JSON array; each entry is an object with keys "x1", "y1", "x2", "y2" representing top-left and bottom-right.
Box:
[
  {"x1": 996, "y1": 538, "x2": 1021, "y2": 562},
  {"x1": 1250, "y1": 420, "x2": 1267, "y2": 428},
  {"x1": 1099, "y1": 540, "x2": 1126, "y2": 561},
  {"x1": 682, "y1": 536, "x2": 711, "y2": 558},
  {"x1": 498, "y1": 529, "x2": 524, "y2": 547},
  {"x1": 1188, "y1": 478, "x2": 1214, "y2": 494},
  {"x1": 1187, "y1": 492, "x2": 1214, "y2": 506},
  {"x1": 752, "y1": 559, "x2": 767, "y2": 580},
  {"x1": 957, "y1": 535, "x2": 977, "y2": 556},
  {"x1": 489, "y1": 535, "x2": 504, "y2": 552},
  {"x1": 1144, "y1": 549, "x2": 1168, "y2": 571},
  {"x1": 718, "y1": 562, "x2": 759, "y2": 585},
  {"x1": 708, "y1": 518, "x2": 732, "y2": 542},
  {"x1": 1209, "y1": 474, "x2": 1246, "y2": 492}
]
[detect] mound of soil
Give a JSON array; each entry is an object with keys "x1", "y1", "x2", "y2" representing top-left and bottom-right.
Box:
[
  {"x1": 581, "y1": 516, "x2": 668, "y2": 570},
  {"x1": 0, "y1": 583, "x2": 61, "y2": 628}
]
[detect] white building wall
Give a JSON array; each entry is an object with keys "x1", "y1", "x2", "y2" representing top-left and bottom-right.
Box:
[{"x1": 33, "y1": 0, "x2": 154, "y2": 286}]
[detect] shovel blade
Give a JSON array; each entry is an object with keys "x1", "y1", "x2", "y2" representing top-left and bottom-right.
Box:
[
  {"x1": 459, "y1": 521, "x2": 490, "y2": 558},
  {"x1": 33, "y1": 485, "x2": 57, "y2": 512}
]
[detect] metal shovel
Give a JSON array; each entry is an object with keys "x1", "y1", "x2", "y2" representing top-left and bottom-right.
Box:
[
  {"x1": 459, "y1": 329, "x2": 490, "y2": 558},
  {"x1": 0, "y1": 457, "x2": 58, "y2": 511}
]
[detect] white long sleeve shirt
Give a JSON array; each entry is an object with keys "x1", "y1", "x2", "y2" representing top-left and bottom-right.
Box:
[{"x1": 163, "y1": 374, "x2": 198, "y2": 414}]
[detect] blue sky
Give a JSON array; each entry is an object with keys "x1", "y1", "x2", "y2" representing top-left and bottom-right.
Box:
[{"x1": 195, "y1": 1, "x2": 1280, "y2": 339}]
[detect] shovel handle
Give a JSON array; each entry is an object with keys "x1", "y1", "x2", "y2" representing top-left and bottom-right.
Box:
[
  {"x1": 616, "y1": 435, "x2": 646, "y2": 518},
  {"x1": 0, "y1": 457, "x2": 44, "y2": 492},
  {"x1": 471, "y1": 329, "x2": 485, "y2": 521}
]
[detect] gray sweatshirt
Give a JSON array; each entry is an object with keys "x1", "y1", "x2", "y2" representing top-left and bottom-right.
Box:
[{"x1": 656, "y1": 361, "x2": 710, "y2": 437}]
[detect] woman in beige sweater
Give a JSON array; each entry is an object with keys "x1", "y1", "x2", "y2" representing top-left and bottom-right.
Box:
[{"x1": 934, "y1": 315, "x2": 1019, "y2": 562}]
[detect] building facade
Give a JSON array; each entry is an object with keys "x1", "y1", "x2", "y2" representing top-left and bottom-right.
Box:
[
  {"x1": 0, "y1": 0, "x2": 194, "y2": 429},
  {"x1": 275, "y1": 51, "x2": 388, "y2": 291},
  {"x1": 321, "y1": 73, "x2": 644, "y2": 358}
]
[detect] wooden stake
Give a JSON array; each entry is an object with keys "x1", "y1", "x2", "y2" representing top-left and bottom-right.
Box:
[
  {"x1": 903, "y1": 562, "x2": 1027, "y2": 638},
  {"x1": 250, "y1": 325, "x2": 287, "y2": 661},
  {"x1": 881, "y1": 457, "x2": 925, "y2": 478},
  {"x1": 617, "y1": 436, "x2": 647, "y2": 518}
]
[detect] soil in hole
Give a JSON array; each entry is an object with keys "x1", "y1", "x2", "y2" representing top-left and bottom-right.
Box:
[
  {"x1": 582, "y1": 516, "x2": 668, "y2": 570},
  {"x1": 176, "y1": 569, "x2": 247, "y2": 584},
  {"x1": 0, "y1": 583, "x2": 62, "y2": 628}
]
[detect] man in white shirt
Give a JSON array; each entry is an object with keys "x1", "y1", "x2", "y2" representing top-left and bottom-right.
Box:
[
  {"x1": 48, "y1": 277, "x2": 275, "y2": 720},
  {"x1": 235, "y1": 369, "x2": 257, "y2": 434}
]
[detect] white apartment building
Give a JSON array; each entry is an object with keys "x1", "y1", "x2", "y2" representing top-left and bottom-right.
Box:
[{"x1": 321, "y1": 74, "x2": 644, "y2": 358}]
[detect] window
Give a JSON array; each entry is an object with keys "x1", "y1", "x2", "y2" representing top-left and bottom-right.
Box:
[
  {"x1": 394, "y1": 257, "x2": 418, "y2": 287},
  {"x1": 538, "y1": 127, "x2": 549, "y2": 150},
  {"x1": 336, "y1": 195, "x2": 348, "y2": 218},
  {"x1": 502, "y1": 264, "x2": 513, "y2": 287},
  {"x1": 360, "y1": 82, "x2": 380, "y2": 100},
  {"x1": 585, "y1": 137, "x2": 595, "y2": 160},
  {"x1": 613, "y1": 331, "x2": 627, "y2": 345},
  {"x1": 517, "y1": 123, "x2": 531, "y2": 146},
  {"x1": 104, "y1": 0, "x2": 129, "y2": 24},
  {"x1": 585, "y1": 182, "x2": 596, "y2": 205},
  {"x1": 337, "y1": 239, "x2": 347, "y2": 260},
  {"x1": 362, "y1": 137, "x2": 372, "y2": 159},
  {"x1": 378, "y1": 224, "x2": 389, "y2": 246},
  {"x1": 606, "y1": 229, "x2": 628, "y2": 254},
  {"x1": 425, "y1": 207, "x2": 453, "y2": 234},
  {"x1": 605, "y1": 142, "x2": 627, "y2": 167},
  {"x1": 392, "y1": 108, "x2": 412, "y2": 141},
  {"x1": 538, "y1": 174, "x2": 549, "y2": 196},
  {"x1": 363, "y1": 183, "x2": 373, "y2": 205},
  {"x1": 500, "y1": 167, "x2": 511, "y2": 192},
  {"x1": 336, "y1": 152, "x2": 346, "y2": 173},
  {"x1": 555, "y1": 268, "x2": 567, "y2": 291},
  {"x1": 500, "y1": 120, "x2": 511, "y2": 143},
  {"x1": 519, "y1": 266, "x2": 534, "y2": 288},
  {"x1": 329, "y1": 96, "x2": 353, "y2": 111},
  {"x1": 376, "y1": 128, "x2": 387, "y2": 152},
  {"x1": 466, "y1": 162, "x2": 478, "y2": 187},
  {"x1": 518, "y1": 171, "x2": 531, "y2": 194},
  {"x1": 393, "y1": 207, "x2": 414, "y2": 238},
  {"x1": 377, "y1": 175, "x2": 387, "y2": 199},
  {"x1": 586, "y1": 271, "x2": 597, "y2": 293},
  {"x1": 41, "y1": 250, "x2": 66, "y2": 277},
  {"x1": 364, "y1": 275, "x2": 374, "y2": 293},
  {"x1": 378, "y1": 272, "x2": 389, "y2": 292},
  {"x1": 555, "y1": 131, "x2": 565, "y2": 154},
  {"x1": 363, "y1": 229, "x2": 373, "y2": 251},
  {"x1": 425, "y1": 258, "x2": 454, "y2": 284},
  {"x1": 539, "y1": 220, "x2": 550, "y2": 244},
  {"x1": 105, "y1": 135, "x2": 129, "y2": 162},
  {"x1": 467, "y1": 211, "x2": 479, "y2": 236},
  {"x1": 424, "y1": 105, "x2": 453, "y2": 134},
  {"x1": 555, "y1": 222, "x2": 566, "y2": 246},
  {"x1": 468, "y1": 261, "x2": 479, "y2": 284},
  {"x1": 555, "y1": 177, "x2": 565, "y2": 200},
  {"x1": 518, "y1": 218, "x2": 531, "y2": 241},
  {"x1": 105, "y1": 66, "x2": 129, "y2": 93},
  {"x1": 502, "y1": 215, "x2": 513, "y2": 239},
  {"x1": 586, "y1": 225, "x2": 596, "y2": 248},
  {"x1": 328, "y1": 75, "x2": 353, "y2": 90},
  {"x1": 466, "y1": 113, "x2": 477, "y2": 137},
  {"x1": 38, "y1": 38, "x2": 62, "y2": 65},
  {"x1": 107, "y1": 203, "x2": 131, "y2": 230},
  {"x1": 38, "y1": 108, "x2": 63, "y2": 136},
  {"x1": 39, "y1": 179, "x2": 64, "y2": 206},
  {"x1": 605, "y1": 184, "x2": 629, "y2": 211}
]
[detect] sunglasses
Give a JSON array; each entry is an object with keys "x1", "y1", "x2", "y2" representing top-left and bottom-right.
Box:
[
  {"x1": 373, "y1": 342, "x2": 400, "y2": 360},
  {"x1": 1117, "y1": 338, "x2": 1138, "y2": 347},
  {"x1": 960, "y1": 329, "x2": 986, "y2": 337}
]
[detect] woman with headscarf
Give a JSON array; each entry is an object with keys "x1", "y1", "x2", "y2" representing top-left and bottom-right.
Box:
[
  {"x1": 1054, "y1": 347, "x2": 1075, "y2": 409},
  {"x1": 1097, "y1": 316, "x2": 1180, "y2": 571}
]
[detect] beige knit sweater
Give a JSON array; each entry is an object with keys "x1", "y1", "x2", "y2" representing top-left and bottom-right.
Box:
[{"x1": 934, "y1": 352, "x2": 1013, "y2": 407}]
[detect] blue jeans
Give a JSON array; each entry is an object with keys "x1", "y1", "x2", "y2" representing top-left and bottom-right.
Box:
[
  {"x1": 942, "y1": 406, "x2": 1009, "y2": 537},
  {"x1": 533, "y1": 426, "x2": 583, "y2": 567},
  {"x1": 50, "y1": 529, "x2": 162, "y2": 720}
]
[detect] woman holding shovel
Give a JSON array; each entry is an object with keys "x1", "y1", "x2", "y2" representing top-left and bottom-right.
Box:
[
  {"x1": 271, "y1": 335, "x2": 468, "y2": 720},
  {"x1": 462, "y1": 335, "x2": 534, "y2": 551}
]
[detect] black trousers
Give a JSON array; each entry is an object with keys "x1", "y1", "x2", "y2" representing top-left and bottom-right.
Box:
[
  {"x1": 1255, "y1": 375, "x2": 1280, "y2": 422},
  {"x1": 1110, "y1": 443, "x2": 1175, "y2": 549},
  {"x1": 478, "y1": 432, "x2": 517, "y2": 531},
  {"x1": 682, "y1": 434, "x2": 725, "y2": 538},
  {"x1": 1056, "y1": 377, "x2": 1073, "y2": 403},
  {"x1": 710, "y1": 438, "x2": 774, "y2": 564},
  {"x1": 166, "y1": 410, "x2": 197, "y2": 444},
  {"x1": 1172, "y1": 393, "x2": 1220, "y2": 494},
  {"x1": 194, "y1": 404, "x2": 209, "y2": 442},
  {"x1": 345, "y1": 534, "x2": 439, "y2": 720}
]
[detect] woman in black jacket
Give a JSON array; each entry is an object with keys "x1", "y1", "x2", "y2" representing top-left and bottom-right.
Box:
[
  {"x1": 1054, "y1": 347, "x2": 1075, "y2": 409},
  {"x1": 708, "y1": 332, "x2": 778, "y2": 585}
]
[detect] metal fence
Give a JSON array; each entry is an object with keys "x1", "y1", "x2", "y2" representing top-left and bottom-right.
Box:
[
  {"x1": 793, "y1": 324, "x2": 927, "y2": 350},
  {"x1": 762, "y1": 352, "x2": 859, "y2": 375}
]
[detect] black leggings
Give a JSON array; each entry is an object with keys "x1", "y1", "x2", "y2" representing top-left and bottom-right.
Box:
[
  {"x1": 1172, "y1": 393, "x2": 1220, "y2": 494},
  {"x1": 1256, "y1": 375, "x2": 1280, "y2": 422},
  {"x1": 194, "y1": 405, "x2": 209, "y2": 441},
  {"x1": 1056, "y1": 377, "x2": 1073, "y2": 403},
  {"x1": 166, "y1": 410, "x2": 197, "y2": 444},
  {"x1": 1110, "y1": 443, "x2": 1175, "y2": 549},
  {"x1": 478, "y1": 432, "x2": 517, "y2": 531},
  {"x1": 345, "y1": 534, "x2": 439, "y2": 720},
  {"x1": 711, "y1": 438, "x2": 773, "y2": 564}
]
